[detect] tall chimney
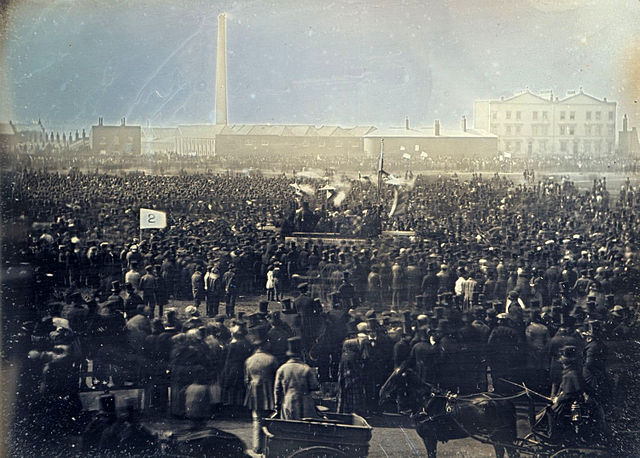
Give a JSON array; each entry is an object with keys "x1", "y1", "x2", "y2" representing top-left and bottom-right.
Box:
[
  {"x1": 461, "y1": 115, "x2": 467, "y2": 132},
  {"x1": 216, "y1": 13, "x2": 228, "y2": 125},
  {"x1": 434, "y1": 120, "x2": 440, "y2": 136},
  {"x1": 623, "y1": 114, "x2": 628, "y2": 132},
  {"x1": 405, "y1": 117, "x2": 409, "y2": 130}
]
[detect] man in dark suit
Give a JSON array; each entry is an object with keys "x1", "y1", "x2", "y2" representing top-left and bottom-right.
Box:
[{"x1": 293, "y1": 283, "x2": 321, "y2": 355}]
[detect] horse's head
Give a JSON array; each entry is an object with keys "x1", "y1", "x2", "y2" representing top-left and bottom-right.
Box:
[{"x1": 379, "y1": 364, "x2": 424, "y2": 406}]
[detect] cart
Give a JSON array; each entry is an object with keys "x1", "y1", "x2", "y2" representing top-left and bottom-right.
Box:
[{"x1": 262, "y1": 413, "x2": 372, "y2": 458}]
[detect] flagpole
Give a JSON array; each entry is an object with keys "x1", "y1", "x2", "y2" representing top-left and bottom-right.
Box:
[{"x1": 377, "y1": 138, "x2": 384, "y2": 203}]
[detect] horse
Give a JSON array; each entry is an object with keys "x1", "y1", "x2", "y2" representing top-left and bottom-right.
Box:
[{"x1": 379, "y1": 365, "x2": 520, "y2": 458}]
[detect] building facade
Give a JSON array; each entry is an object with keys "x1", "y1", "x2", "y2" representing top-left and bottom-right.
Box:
[
  {"x1": 90, "y1": 118, "x2": 141, "y2": 154},
  {"x1": 474, "y1": 89, "x2": 616, "y2": 157}
]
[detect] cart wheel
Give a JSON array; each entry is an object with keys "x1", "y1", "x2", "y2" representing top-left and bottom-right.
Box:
[{"x1": 287, "y1": 446, "x2": 348, "y2": 458}]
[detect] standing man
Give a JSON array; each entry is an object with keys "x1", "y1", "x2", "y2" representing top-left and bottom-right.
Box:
[
  {"x1": 244, "y1": 327, "x2": 279, "y2": 454},
  {"x1": 294, "y1": 283, "x2": 322, "y2": 356},
  {"x1": 274, "y1": 337, "x2": 320, "y2": 420},
  {"x1": 139, "y1": 265, "x2": 158, "y2": 318},
  {"x1": 223, "y1": 267, "x2": 239, "y2": 318},
  {"x1": 191, "y1": 265, "x2": 205, "y2": 309},
  {"x1": 205, "y1": 266, "x2": 222, "y2": 318}
]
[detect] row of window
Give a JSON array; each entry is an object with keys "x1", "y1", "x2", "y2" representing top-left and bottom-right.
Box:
[
  {"x1": 491, "y1": 124, "x2": 614, "y2": 136},
  {"x1": 491, "y1": 110, "x2": 615, "y2": 122},
  {"x1": 503, "y1": 139, "x2": 613, "y2": 153}
]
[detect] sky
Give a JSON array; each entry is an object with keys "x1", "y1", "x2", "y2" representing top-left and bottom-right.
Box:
[{"x1": 1, "y1": 0, "x2": 639, "y2": 131}]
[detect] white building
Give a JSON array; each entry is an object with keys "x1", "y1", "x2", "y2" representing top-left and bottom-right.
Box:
[{"x1": 473, "y1": 89, "x2": 616, "y2": 157}]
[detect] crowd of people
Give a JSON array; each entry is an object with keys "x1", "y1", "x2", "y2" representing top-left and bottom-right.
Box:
[{"x1": 2, "y1": 167, "x2": 640, "y2": 455}]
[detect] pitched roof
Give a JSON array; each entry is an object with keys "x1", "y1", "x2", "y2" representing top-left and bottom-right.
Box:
[
  {"x1": 558, "y1": 92, "x2": 612, "y2": 104},
  {"x1": 364, "y1": 126, "x2": 496, "y2": 138}
]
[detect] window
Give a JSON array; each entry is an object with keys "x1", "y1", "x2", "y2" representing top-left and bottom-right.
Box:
[
  {"x1": 506, "y1": 125, "x2": 512, "y2": 134},
  {"x1": 539, "y1": 140, "x2": 547, "y2": 151},
  {"x1": 541, "y1": 125, "x2": 549, "y2": 135},
  {"x1": 532, "y1": 125, "x2": 538, "y2": 136},
  {"x1": 515, "y1": 141, "x2": 521, "y2": 152},
  {"x1": 560, "y1": 125, "x2": 566, "y2": 135},
  {"x1": 542, "y1": 111, "x2": 549, "y2": 120},
  {"x1": 560, "y1": 140, "x2": 568, "y2": 152},
  {"x1": 245, "y1": 139, "x2": 253, "y2": 146},
  {"x1": 570, "y1": 111, "x2": 575, "y2": 120},
  {"x1": 595, "y1": 111, "x2": 601, "y2": 121},
  {"x1": 585, "y1": 125, "x2": 592, "y2": 135},
  {"x1": 505, "y1": 141, "x2": 511, "y2": 151},
  {"x1": 492, "y1": 112, "x2": 497, "y2": 121},
  {"x1": 584, "y1": 141, "x2": 591, "y2": 153},
  {"x1": 516, "y1": 125, "x2": 521, "y2": 134},
  {"x1": 506, "y1": 111, "x2": 512, "y2": 120},
  {"x1": 608, "y1": 125, "x2": 615, "y2": 135},
  {"x1": 569, "y1": 126, "x2": 575, "y2": 135},
  {"x1": 560, "y1": 111, "x2": 566, "y2": 120},
  {"x1": 532, "y1": 111, "x2": 538, "y2": 120},
  {"x1": 335, "y1": 141, "x2": 343, "y2": 147},
  {"x1": 595, "y1": 125, "x2": 602, "y2": 135},
  {"x1": 609, "y1": 111, "x2": 614, "y2": 121},
  {"x1": 516, "y1": 111, "x2": 521, "y2": 121},
  {"x1": 113, "y1": 136, "x2": 120, "y2": 145},
  {"x1": 586, "y1": 111, "x2": 592, "y2": 120},
  {"x1": 490, "y1": 124, "x2": 498, "y2": 133}
]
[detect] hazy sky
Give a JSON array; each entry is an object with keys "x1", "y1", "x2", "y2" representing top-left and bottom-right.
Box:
[{"x1": 1, "y1": 0, "x2": 639, "y2": 130}]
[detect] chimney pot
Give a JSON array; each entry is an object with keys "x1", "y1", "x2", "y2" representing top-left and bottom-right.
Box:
[
  {"x1": 405, "y1": 117, "x2": 409, "y2": 130},
  {"x1": 434, "y1": 120, "x2": 440, "y2": 136},
  {"x1": 461, "y1": 115, "x2": 467, "y2": 132}
]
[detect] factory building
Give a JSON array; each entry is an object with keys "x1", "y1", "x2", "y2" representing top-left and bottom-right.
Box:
[{"x1": 364, "y1": 118, "x2": 497, "y2": 159}]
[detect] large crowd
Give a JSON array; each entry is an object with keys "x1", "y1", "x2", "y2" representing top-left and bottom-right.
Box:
[{"x1": 2, "y1": 167, "x2": 640, "y2": 455}]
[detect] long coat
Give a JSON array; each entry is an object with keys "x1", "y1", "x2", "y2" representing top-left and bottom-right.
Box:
[
  {"x1": 274, "y1": 357, "x2": 319, "y2": 420},
  {"x1": 221, "y1": 336, "x2": 253, "y2": 406},
  {"x1": 244, "y1": 349, "x2": 279, "y2": 411}
]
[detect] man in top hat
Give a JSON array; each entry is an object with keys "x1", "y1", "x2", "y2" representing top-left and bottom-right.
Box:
[
  {"x1": 244, "y1": 325, "x2": 279, "y2": 454},
  {"x1": 106, "y1": 281, "x2": 124, "y2": 311},
  {"x1": 548, "y1": 345, "x2": 588, "y2": 441},
  {"x1": 267, "y1": 311, "x2": 294, "y2": 366},
  {"x1": 294, "y1": 283, "x2": 321, "y2": 355},
  {"x1": 204, "y1": 266, "x2": 223, "y2": 317},
  {"x1": 123, "y1": 282, "x2": 144, "y2": 319},
  {"x1": 221, "y1": 320, "x2": 253, "y2": 407},
  {"x1": 274, "y1": 336, "x2": 320, "y2": 420}
]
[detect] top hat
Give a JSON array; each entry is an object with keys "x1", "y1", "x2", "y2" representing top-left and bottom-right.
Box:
[
  {"x1": 281, "y1": 298, "x2": 295, "y2": 314},
  {"x1": 435, "y1": 319, "x2": 451, "y2": 333},
  {"x1": 111, "y1": 281, "x2": 121, "y2": 292},
  {"x1": 259, "y1": 300, "x2": 269, "y2": 315},
  {"x1": 286, "y1": 336, "x2": 303, "y2": 357}
]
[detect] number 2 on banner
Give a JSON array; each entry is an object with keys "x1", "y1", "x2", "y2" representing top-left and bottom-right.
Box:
[{"x1": 148, "y1": 214, "x2": 156, "y2": 224}]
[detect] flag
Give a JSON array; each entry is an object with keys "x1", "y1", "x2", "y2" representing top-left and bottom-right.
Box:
[
  {"x1": 140, "y1": 208, "x2": 167, "y2": 229},
  {"x1": 503, "y1": 151, "x2": 512, "y2": 159},
  {"x1": 402, "y1": 153, "x2": 411, "y2": 160},
  {"x1": 389, "y1": 188, "x2": 408, "y2": 217}
]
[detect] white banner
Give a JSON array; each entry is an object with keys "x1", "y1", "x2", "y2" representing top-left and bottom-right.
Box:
[
  {"x1": 402, "y1": 153, "x2": 411, "y2": 160},
  {"x1": 140, "y1": 208, "x2": 167, "y2": 229}
]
